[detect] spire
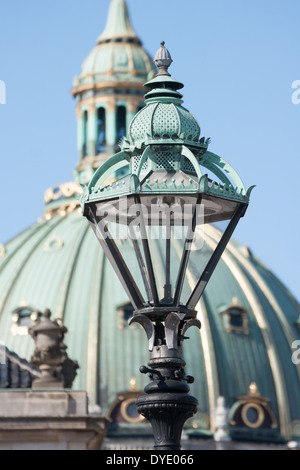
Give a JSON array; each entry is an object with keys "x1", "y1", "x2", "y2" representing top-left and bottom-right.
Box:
[{"x1": 97, "y1": 0, "x2": 140, "y2": 44}]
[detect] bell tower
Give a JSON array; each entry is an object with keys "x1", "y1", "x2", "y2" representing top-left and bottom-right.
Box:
[{"x1": 71, "y1": 0, "x2": 157, "y2": 184}]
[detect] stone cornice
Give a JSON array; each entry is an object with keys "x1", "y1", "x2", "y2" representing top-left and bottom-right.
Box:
[{"x1": 71, "y1": 80, "x2": 146, "y2": 97}]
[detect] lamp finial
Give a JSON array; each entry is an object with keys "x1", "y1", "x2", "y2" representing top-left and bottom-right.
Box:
[{"x1": 154, "y1": 41, "x2": 173, "y2": 76}]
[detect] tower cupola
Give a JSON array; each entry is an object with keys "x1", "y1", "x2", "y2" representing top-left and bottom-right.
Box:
[{"x1": 71, "y1": 0, "x2": 157, "y2": 184}]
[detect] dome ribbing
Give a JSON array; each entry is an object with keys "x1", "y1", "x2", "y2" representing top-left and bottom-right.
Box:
[{"x1": 0, "y1": 209, "x2": 299, "y2": 442}]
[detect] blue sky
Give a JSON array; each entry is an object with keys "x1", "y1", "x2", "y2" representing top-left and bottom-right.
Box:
[{"x1": 0, "y1": 0, "x2": 299, "y2": 302}]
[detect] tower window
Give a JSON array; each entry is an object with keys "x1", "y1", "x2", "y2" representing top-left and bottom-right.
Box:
[
  {"x1": 83, "y1": 110, "x2": 88, "y2": 158},
  {"x1": 116, "y1": 105, "x2": 126, "y2": 147},
  {"x1": 97, "y1": 107, "x2": 106, "y2": 153}
]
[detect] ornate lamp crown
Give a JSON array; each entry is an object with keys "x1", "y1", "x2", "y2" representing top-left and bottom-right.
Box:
[
  {"x1": 81, "y1": 42, "x2": 254, "y2": 317},
  {"x1": 81, "y1": 42, "x2": 253, "y2": 209}
]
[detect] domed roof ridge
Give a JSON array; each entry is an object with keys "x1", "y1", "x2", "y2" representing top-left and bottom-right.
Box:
[{"x1": 1, "y1": 211, "x2": 300, "y2": 441}]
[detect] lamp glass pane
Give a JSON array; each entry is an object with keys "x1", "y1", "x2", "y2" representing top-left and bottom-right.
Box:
[
  {"x1": 91, "y1": 194, "x2": 241, "y2": 308},
  {"x1": 179, "y1": 197, "x2": 240, "y2": 305}
]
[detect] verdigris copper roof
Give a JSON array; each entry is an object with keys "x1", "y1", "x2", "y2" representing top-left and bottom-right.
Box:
[
  {"x1": 97, "y1": 0, "x2": 139, "y2": 44},
  {"x1": 0, "y1": 208, "x2": 299, "y2": 442}
]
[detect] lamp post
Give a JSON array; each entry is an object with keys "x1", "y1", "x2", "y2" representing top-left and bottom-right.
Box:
[{"x1": 81, "y1": 42, "x2": 253, "y2": 450}]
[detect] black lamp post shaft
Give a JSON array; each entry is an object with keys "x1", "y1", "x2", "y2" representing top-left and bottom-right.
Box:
[{"x1": 130, "y1": 314, "x2": 200, "y2": 450}]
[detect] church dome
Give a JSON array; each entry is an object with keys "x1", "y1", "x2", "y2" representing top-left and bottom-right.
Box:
[
  {"x1": 0, "y1": 207, "x2": 299, "y2": 444},
  {"x1": 77, "y1": 40, "x2": 155, "y2": 86}
]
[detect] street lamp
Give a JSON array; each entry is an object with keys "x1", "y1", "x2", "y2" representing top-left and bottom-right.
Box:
[{"x1": 81, "y1": 42, "x2": 254, "y2": 450}]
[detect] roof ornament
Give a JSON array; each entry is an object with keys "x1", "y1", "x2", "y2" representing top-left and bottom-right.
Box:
[
  {"x1": 154, "y1": 41, "x2": 173, "y2": 76},
  {"x1": 249, "y1": 382, "x2": 260, "y2": 396},
  {"x1": 29, "y1": 309, "x2": 79, "y2": 389},
  {"x1": 213, "y1": 396, "x2": 231, "y2": 443}
]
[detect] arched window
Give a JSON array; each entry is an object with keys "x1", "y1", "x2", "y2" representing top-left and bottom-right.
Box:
[
  {"x1": 97, "y1": 107, "x2": 106, "y2": 153},
  {"x1": 229, "y1": 383, "x2": 277, "y2": 437},
  {"x1": 116, "y1": 105, "x2": 126, "y2": 146},
  {"x1": 82, "y1": 110, "x2": 88, "y2": 157}
]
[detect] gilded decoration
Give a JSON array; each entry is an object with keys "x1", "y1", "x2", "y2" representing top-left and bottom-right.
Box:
[
  {"x1": 0, "y1": 244, "x2": 6, "y2": 258},
  {"x1": 241, "y1": 402, "x2": 265, "y2": 429},
  {"x1": 107, "y1": 386, "x2": 146, "y2": 425},
  {"x1": 76, "y1": 93, "x2": 142, "y2": 113},
  {"x1": 107, "y1": 100, "x2": 116, "y2": 112},
  {"x1": 120, "y1": 398, "x2": 144, "y2": 424},
  {"x1": 44, "y1": 235, "x2": 64, "y2": 252},
  {"x1": 43, "y1": 202, "x2": 81, "y2": 221},
  {"x1": 188, "y1": 411, "x2": 210, "y2": 431},
  {"x1": 229, "y1": 382, "x2": 277, "y2": 430},
  {"x1": 129, "y1": 377, "x2": 138, "y2": 391},
  {"x1": 72, "y1": 81, "x2": 144, "y2": 96},
  {"x1": 76, "y1": 155, "x2": 109, "y2": 172},
  {"x1": 11, "y1": 303, "x2": 41, "y2": 337},
  {"x1": 44, "y1": 182, "x2": 82, "y2": 204}
]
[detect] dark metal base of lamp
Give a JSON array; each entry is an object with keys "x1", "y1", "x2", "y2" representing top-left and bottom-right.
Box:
[
  {"x1": 136, "y1": 387, "x2": 198, "y2": 450},
  {"x1": 130, "y1": 312, "x2": 201, "y2": 450}
]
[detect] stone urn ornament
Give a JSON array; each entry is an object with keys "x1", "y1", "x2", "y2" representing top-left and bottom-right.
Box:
[{"x1": 29, "y1": 309, "x2": 78, "y2": 389}]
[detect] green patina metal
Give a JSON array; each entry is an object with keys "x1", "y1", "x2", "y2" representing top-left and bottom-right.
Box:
[
  {"x1": 81, "y1": 43, "x2": 254, "y2": 211},
  {"x1": 97, "y1": 0, "x2": 139, "y2": 44},
  {"x1": 77, "y1": 0, "x2": 155, "y2": 85}
]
